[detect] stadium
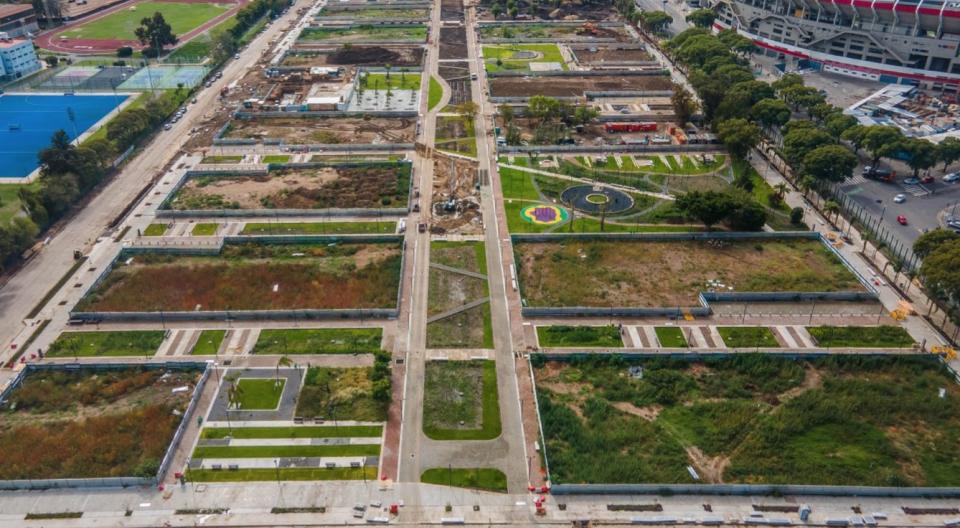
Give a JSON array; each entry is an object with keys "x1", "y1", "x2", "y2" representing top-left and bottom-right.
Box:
[{"x1": 708, "y1": 0, "x2": 960, "y2": 93}]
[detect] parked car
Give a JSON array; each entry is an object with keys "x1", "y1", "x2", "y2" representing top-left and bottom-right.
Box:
[
  {"x1": 863, "y1": 166, "x2": 894, "y2": 181},
  {"x1": 945, "y1": 172, "x2": 960, "y2": 183},
  {"x1": 921, "y1": 175, "x2": 935, "y2": 184},
  {"x1": 897, "y1": 215, "x2": 908, "y2": 225},
  {"x1": 893, "y1": 193, "x2": 907, "y2": 203},
  {"x1": 904, "y1": 177, "x2": 920, "y2": 185}
]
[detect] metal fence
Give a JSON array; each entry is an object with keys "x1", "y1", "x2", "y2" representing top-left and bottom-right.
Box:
[
  {"x1": 550, "y1": 483, "x2": 960, "y2": 498},
  {"x1": 498, "y1": 143, "x2": 722, "y2": 154}
]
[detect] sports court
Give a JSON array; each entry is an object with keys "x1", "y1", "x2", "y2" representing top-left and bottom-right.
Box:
[
  {"x1": 39, "y1": 65, "x2": 142, "y2": 91},
  {"x1": 117, "y1": 64, "x2": 208, "y2": 89},
  {"x1": 0, "y1": 94, "x2": 130, "y2": 178}
]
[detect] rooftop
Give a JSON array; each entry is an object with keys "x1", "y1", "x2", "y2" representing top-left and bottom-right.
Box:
[
  {"x1": 0, "y1": 37, "x2": 29, "y2": 49},
  {"x1": 0, "y1": 4, "x2": 33, "y2": 18}
]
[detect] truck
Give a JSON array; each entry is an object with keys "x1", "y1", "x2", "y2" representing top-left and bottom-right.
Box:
[
  {"x1": 604, "y1": 122, "x2": 657, "y2": 133},
  {"x1": 863, "y1": 166, "x2": 895, "y2": 182}
]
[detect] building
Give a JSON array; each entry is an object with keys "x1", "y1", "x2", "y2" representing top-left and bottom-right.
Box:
[
  {"x1": 0, "y1": 4, "x2": 38, "y2": 38},
  {"x1": 708, "y1": 0, "x2": 960, "y2": 94},
  {"x1": 0, "y1": 35, "x2": 40, "y2": 80}
]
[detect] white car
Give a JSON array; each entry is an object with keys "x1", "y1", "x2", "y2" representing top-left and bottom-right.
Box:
[
  {"x1": 893, "y1": 193, "x2": 907, "y2": 203},
  {"x1": 945, "y1": 172, "x2": 960, "y2": 183}
]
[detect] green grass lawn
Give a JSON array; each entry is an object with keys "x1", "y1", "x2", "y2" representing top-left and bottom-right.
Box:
[
  {"x1": 655, "y1": 327, "x2": 687, "y2": 348},
  {"x1": 718, "y1": 327, "x2": 779, "y2": 348},
  {"x1": 63, "y1": 1, "x2": 230, "y2": 40},
  {"x1": 47, "y1": 331, "x2": 165, "y2": 357},
  {"x1": 537, "y1": 325, "x2": 623, "y2": 348},
  {"x1": 143, "y1": 223, "x2": 167, "y2": 236},
  {"x1": 187, "y1": 466, "x2": 376, "y2": 482},
  {"x1": 296, "y1": 366, "x2": 387, "y2": 421},
  {"x1": 201, "y1": 425, "x2": 382, "y2": 439},
  {"x1": 807, "y1": 326, "x2": 915, "y2": 348},
  {"x1": 235, "y1": 378, "x2": 284, "y2": 410},
  {"x1": 201, "y1": 155, "x2": 242, "y2": 164},
  {"x1": 262, "y1": 155, "x2": 291, "y2": 164},
  {"x1": 191, "y1": 223, "x2": 219, "y2": 236},
  {"x1": 241, "y1": 221, "x2": 394, "y2": 235},
  {"x1": 193, "y1": 444, "x2": 379, "y2": 458},
  {"x1": 361, "y1": 72, "x2": 421, "y2": 90},
  {"x1": 483, "y1": 44, "x2": 566, "y2": 72},
  {"x1": 253, "y1": 328, "x2": 383, "y2": 355},
  {"x1": 167, "y1": 11, "x2": 264, "y2": 62},
  {"x1": 190, "y1": 329, "x2": 225, "y2": 355},
  {"x1": 428, "y1": 76, "x2": 444, "y2": 111},
  {"x1": 423, "y1": 360, "x2": 501, "y2": 441},
  {"x1": 421, "y1": 468, "x2": 507, "y2": 493},
  {"x1": 0, "y1": 183, "x2": 34, "y2": 224}
]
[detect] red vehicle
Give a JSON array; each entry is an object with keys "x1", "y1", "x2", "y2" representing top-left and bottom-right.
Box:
[
  {"x1": 604, "y1": 122, "x2": 657, "y2": 133},
  {"x1": 897, "y1": 215, "x2": 908, "y2": 225},
  {"x1": 921, "y1": 175, "x2": 935, "y2": 184}
]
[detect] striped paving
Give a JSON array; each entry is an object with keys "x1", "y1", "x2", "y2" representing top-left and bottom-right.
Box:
[
  {"x1": 223, "y1": 328, "x2": 259, "y2": 355},
  {"x1": 194, "y1": 456, "x2": 371, "y2": 469},
  {"x1": 626, "y1": 326, "x2": 642, "y2": 347},
  {"x1": 219, "y1": 437, "x2": 382, "y2": 446},
  {"x1": 158, "y1": 329, "x2": 200, "y2": 356}
]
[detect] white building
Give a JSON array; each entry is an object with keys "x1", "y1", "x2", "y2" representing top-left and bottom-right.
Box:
[{"x1": 0, "y1": 34, "x2": 40, "y2": 81}]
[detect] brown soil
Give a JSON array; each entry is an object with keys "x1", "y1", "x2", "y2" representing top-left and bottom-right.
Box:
[
  {"x1": 438, "y1": 62, "x2": 471, "y2": 106},
  {"x1": 686, "y1": 446, "x2": 730, "y2": 484},
  {"x1": 441, "y1": 0, "x2": 464, "y2": 20},
  {"x1": 478, "y1": 0, "x2": 618, "y2": 20},
  {"x1": 490, "y1": 74, "x2": 673, "y2": 98},
  {"x1": 612, "y1": 401, "x2": 662, "y2": 421},
  {"x1": 439, "y1": 26, "x2": 468, "y2": 60},
  {"x1": 225, "y1": 116, "x2": 416, "y2": 144},
  {"x1": 430, "y1": 154, "x2": 483, "y2": 235},
  {"x1": 572, "y1": 46, "x2": 654, "y2": 64},
  {"x1": 514, "y1": 239, "x2": 865, "y2": 308},
  {"x1": 172, "y1": 165, "x2": 409, "y2": 210}
]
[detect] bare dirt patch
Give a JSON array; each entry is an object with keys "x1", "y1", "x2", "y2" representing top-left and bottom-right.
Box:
[
  {"x1": 439, "y1": 26, "x2": 468, "y2": 60},
  {"x1": 283, "y1": 46, "x2": 424, "y2": 67},
  {"x1": 170, "y1": 163, "x2": 410, "y2": 210},
  {"x1": 613, "y1": 401, "x2": 662, "y2": 421},
  {"x1": 224, "y1": 116, "x2": 416, "y2": 144},
  {"x1": 571, "y1": 46, "x2": 654, "y2": 65},
  {"x1": 686, "y1": 446, "x2": 730, "y2": 484},
  {"x1": 430, "y1": 154, "x2": 483, "y2": 235},
  {"x1": 491, "y1": 74, "x2": 673, "y2": 98}
]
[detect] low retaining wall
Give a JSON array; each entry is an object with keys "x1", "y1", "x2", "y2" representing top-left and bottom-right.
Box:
[
  {"x1": 498, "y1": 144, "x2": 720, "y2": 154},
  {"x1": 550, "y1": 483, "x2": 960, "y2": 498},
  {"x1": 0, "y1": 362, "x2": 208, "y2": 490}
]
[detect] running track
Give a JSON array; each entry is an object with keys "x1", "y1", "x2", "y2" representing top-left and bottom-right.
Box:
[{"x1": 34, "y1": 0, "x2": 248, "y2": 55}]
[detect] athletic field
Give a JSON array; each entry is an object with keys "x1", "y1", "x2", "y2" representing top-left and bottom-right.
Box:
[{"x1": 61, "y1": 1, "x2": 232, "y2": 41}]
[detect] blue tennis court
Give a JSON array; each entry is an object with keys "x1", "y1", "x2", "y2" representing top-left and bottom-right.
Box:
[{"x1": 0, "y1": 93, "x2": 129, "y2": 178}]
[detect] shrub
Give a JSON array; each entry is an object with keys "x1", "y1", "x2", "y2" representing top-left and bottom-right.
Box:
[
  {"x1": 790, "y1": 206, "x2": 804, "y2": 225},
  {"x1": 117, "y1": 46, "x2": 133, "y2": 58}
]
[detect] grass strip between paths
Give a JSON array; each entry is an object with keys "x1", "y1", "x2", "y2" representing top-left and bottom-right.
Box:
[
  {"x1": 201, "y1": 425, "x2": 383, "y2": 439},
  {"x1": 193, "y1": 444, "x2": 380, "y2": 458},
  {"x1": 421, "y1": 468, "x2": 507, "y2": 493},
  {"x1": 187, "y1": 466, "x2": 377, "y2": 482}
]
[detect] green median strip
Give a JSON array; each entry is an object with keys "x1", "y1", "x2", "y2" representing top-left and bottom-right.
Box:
[
  {"x1": 421, "y1": 468, "x2": 507, "y2": 493},
  {"x1": 807, "y1": 325, "x2": 915, "y2": 348},
  {"x1": 536, "y1": 325, "x2": 623, "y2": 348},
  {"x1": 193, "y1": 444, "x2": 380, "y2": 458},
  {"x1": 655, "y1": 326, "x2": 687, "y2": 348},
  {"x1": 253, "y1": 328, "x2": 383, "y2": 354},
  {"x1": 717, "y1": 326, "x2": 779, "y2": 348},
  {"x1": 187, "y1": 466, "x2": 377, "y2": 482},
  {"x1": 202, "y1": 425, "x2": 383, "y2": 439}
]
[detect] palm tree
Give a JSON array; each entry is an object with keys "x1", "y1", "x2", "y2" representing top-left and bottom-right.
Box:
[
  {"x1": 774, "y1": 182, "x2": 789, "y2": 200},
  {"x1": 824, "y1": 200, "x2": 841, "y2": 224},
  {"x1": 275, "y1": 355, "x2": 292, "y2": 387},
  {"x1": 384, "y1": 63, "x2": 392, "y2": 81},
  {"x1": 225, "y1": 373, "x2": 242, "y2": 432}
]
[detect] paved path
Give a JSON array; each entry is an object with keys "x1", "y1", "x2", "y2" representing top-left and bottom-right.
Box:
[
  {"x1": 425, "y1": 297, "x2": 490, "y2": 323},
  {"x1": 428, "y1": 262, "x2": 488, "y2": 279}
]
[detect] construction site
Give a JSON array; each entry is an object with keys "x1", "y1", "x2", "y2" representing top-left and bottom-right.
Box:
[
  {"x1": 218, "y1": 114, "x2": 417, "y2": 145},
  {"x1": 477, "y1": 22, "x2": 630, "y2": 42},
  {"x1": 277, "y1": 46, "x2": 426, "y2": 70},
  {"x1": 476, "y1": 0, "x2": 620, "y2": 20},
  {"x1": 488, "y1": 72, "x2": 673, "y2": 99},
  {"x1": 428, "y1": 153, "x2": 483, "y2": 235},
  {"x1": 569, "y1": 44, "x2": 658, "y2": 68}
]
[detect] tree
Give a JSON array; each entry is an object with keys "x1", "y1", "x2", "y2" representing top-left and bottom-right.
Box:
[
  {"x1": 779, "y1": 84, "x2": 825, "y2": 112},
  {"x1": 275, "y1": 355, "x2": 292, "y2": 387},
  {"x1": 675, "y1": 190, "x2": 737, "y2": 228},
  {"x1": 727, "y1": 195, "x2": 767, "y2": 231},
  {"x1": 824, "y1": 200, "x2": 841, "y2": 223},
  {"x1": 135, "y1": 12, "x2": 178, "y2": 57},
  {"x1": 685, "y1": 8, "x2": 716, "y2": 28},
  {"x1": 802, "y1": 144, "x2": 858, "y2": 183},
  {"x1": 919, "y1": 239, "x2": 960, "y2": 303},
  {"x1": 937, "y1": 136, "x2": 960, "y2": 170},
  {"x1": 914, "y1": 228, "x2": 960, "y2": 259},
  {"x1": 902, "y1": 137, "x2": 937, "y2": 178},
  {"x1": 841, "y1": 124, "x2": 869, "y2": 155},
  {"x1": 716, "y1": 118, "x2": 760, "y2": 159},
  {"x1": 824, "y1": 113, "x2": 857, "y2": 140},
  {"x1": 491, "y1": 2, "x2": 503, "y2": 17},
  {"x1": 750, "y1": 98, "x2": 790, "y2": 128},
  {"x1": 499, "y1": 103, "x2": 514, "y2": 125},
  {"x1": 861, "y1": 125, "x2": 904, "y2": 167},
  {"x1": 790, "y1": 206, "x2": 804, "y2": 225},
  {"x1": 772, "y1": 73, "x2": 804, "y2": 93},
  {"x1": 38, "y1": 130, "x2": 76, "y2": 175},
  {"x1": 670, "y1": 83, "x2": 698, "y2": 126},
  {"x1": 782, "y1": 126, "x2": 834, "y2": 166},
  {"x1": 639, "y1": 11, "x2": 673, "y2": 34}
]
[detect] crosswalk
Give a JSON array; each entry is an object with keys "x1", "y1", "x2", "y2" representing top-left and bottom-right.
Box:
[
  {"x1": 613, "y1": 325, "x2": 820, "y2": 349},
  {"x1": 156, "y1": 328, "x2": 260, "y2": 356}
]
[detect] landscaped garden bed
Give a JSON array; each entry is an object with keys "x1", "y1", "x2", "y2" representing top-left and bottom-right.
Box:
[
  {"x1": 537, "y1": 325, "x2": 622, "y2": 348},
  {"x1": 295, "y1": 358, "x2": 390, "y2": 421},
  {"x1": 423, "y1": 360, "x2": 501, "y2": 440},
  {"x1": 807, "y1": 325, "x2": 915, "y2": 348},
  {"x1": 252, "y1": 328, "x2": 383, "y2": 355}
]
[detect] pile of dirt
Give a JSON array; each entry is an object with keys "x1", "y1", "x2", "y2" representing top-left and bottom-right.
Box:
[{"x1": 329, "y1": 45, "x2": 402, "y2": 65}]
